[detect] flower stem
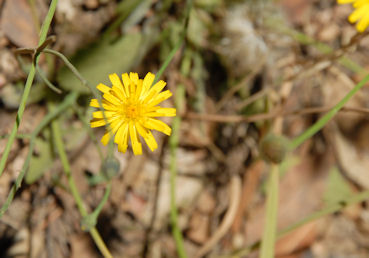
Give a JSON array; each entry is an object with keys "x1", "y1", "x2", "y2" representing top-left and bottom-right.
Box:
[
  {"x1": 289, "y1": 72, "x2": 369, "y2": 150},
  {"x1": 51, "y1": 116, "x2": 112, "y2": 258},
  {"x1": 169, "y1": 84, "x2": 187, "y2": 258},
  {"x1": 0, "y1": 0, "x2": 58, "y2": 177},
  {"x1": 0, "y1": 92, "x2": 78, "y2": 218},
  {"x1": 153, "y1": 0, "x2": 193, "y2": 84},
  {"x1": 232, "y1": 189, "x2": 369, "y2": 258},
  {"x1": 260, "y1": 164, "x2": 279, "y2": 258},
  {"x1": 42, "y1": 48, "x2": 115, "y2": 157}
]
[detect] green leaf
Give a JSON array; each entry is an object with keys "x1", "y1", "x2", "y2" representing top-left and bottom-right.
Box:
[
  {"x1": 57, "y1": 33, "x2": 142, "y2": 94},
  {"x1": 26, "y1": 131, "x2": 54, "y2": 184},
  {"x1": 324, "y1": 167, "x2": 353, "y2": 206}
]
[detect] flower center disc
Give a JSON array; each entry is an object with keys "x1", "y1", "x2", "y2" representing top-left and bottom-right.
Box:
[{"x1": 125, "y1": 104, "x2": 141, "y2": 119}]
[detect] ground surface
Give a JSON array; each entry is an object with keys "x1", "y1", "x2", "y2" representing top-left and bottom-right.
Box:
[{"x1": 1, "y1": 0, "x2": 369, "y2": 257}]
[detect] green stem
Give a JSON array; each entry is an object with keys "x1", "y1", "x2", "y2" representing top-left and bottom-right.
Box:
[
  {"x1": 43, "y1": 49, "x2": 91, "y2": 92},
  {"x1": 153, "y1": 0, "x2": 193, "y2": 84},
  {"x1": 0, "y1": 92, "x2": 78, "y2": 218},
  {"x1": 51, "y1": 116, "x2": 113, "y2": 258},
  {"x1": 91, "y1": 183, "x2": 112, "y2": 218},
  {"x1": 42, "y1": 48, "x2": 115, "y2": 156},
  {"x1": 289, "y1": 73, "x2": 369, "y2": 150},
  {"x1": 36, "y1": 65, "x2": 62, "y2": 94},
  {"x1": 260, "y1": 164, "x2": 279, "y2": 258},
  {"x1": 230, "y1": 189, "x2": 369, "y2": 258},
  {"x1": 169, "y1": 84, "x2": 187, "y2": 258},
  {"x1": 0, "y1": 0, "x2": 58, "y2": 177},
  {"x1": 0, "y1": 134, "x2": 32, "y2": 140}
]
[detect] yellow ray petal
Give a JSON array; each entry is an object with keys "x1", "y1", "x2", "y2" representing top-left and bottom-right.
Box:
[
  {"x1": 349, "y1": 5, "x2": 369, "y2": 23},
  {"x1": 90, "y1": 99, "x2": 119, "y2": 111},
  {"x1": 92, "y1": 111, "x2": 117, "y2": 119},
  {"x1": 353, "y1": 0, "x2": 368, "y2": 7},
  {"x1": 129, "y1": 122, "x2": 142, "y2": 155},
  {"x1": 90, "y1": 99, "x2": 100, "y2": 108},
  {"x1": 109, "y1": 73, "x2": 126, "y2": 99},
  {"x1": 142, "y1": 80, "x2": 166, "y2": 103},
  {"x1": 135, "y1": 79, "x2": 143, "y2": 101},
  {"x1": 145, "y1": 107, "x2": 176, "y2": 117},
  {"x1": 129, "y1": 72, "x2": 139, "y2": 85},
  {"x1": 143, "y1": 72, "x2": 155, "y2": 92},
  {"x1": 122, "y1": 73, "x2": 131, "y2": 97},
  {"x1": 356, "y1": 7, "x2": 369, "y2": 31},
  {"x1": 143, "y1": 118, "x2": 172, "y2": 135},
  {"x1": 90, "y1": 118, "x2": 106, "y2": 128},
  {"x1": 147, "y1": 90, "x2": 172, "y2": 106},
  {"x1": 115, "y1": 122, "x2": 129, "y2": 153},
  {"x1": 103, "y1": 92, "x2": 121, "y2": 106},
  {"x1": 110, "y1": 119, "x2": 124, "y2": 133},
  {"x1": 97, "y1": 83, "x2": 111, "y2": 94},
  {"x1": 136, "y1": 122, "x2": 158, "y2": 152},
  {"x1": 101, "y1": 131, "x2": 111, "y2": 145}
]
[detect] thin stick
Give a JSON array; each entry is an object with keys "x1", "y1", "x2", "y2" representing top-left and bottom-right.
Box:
[
  {"x1": 195, "y1": 175, "x2": 242, "y2": 258},
  {"x1": 185, "y1": 105, "x2": 369, "y2": 124},
  {"x1": 215, "y1": 73, "x2": 255, "y2": 112}
]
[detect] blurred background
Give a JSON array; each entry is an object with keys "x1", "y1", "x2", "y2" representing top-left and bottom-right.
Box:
[{"x1": 1, "y1": 0, "x2": 369, "y2": 257}]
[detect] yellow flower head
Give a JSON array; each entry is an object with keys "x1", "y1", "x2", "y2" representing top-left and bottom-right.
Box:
[
  {"x1": 338, "y1": 0, "x2": 369, "y2": 32},
  {"x1": 90, "y1": 72, "x2": 176, "y2": 155}
]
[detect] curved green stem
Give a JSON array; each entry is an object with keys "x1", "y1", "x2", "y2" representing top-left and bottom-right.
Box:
[
  {"x1": 52, "y1": 116, "x2": 113, "y2": 258},
  {"x1": 36, "y1": 65, "x2": 62, "y2": 94},
  {"x1": 289, "y1": 73, "x2": 369, "y2": 150},
  {"x1": 42, "y1": 48, "x2": 115, "y2": 157},
  {"x1": 0, "y1": 92, "x2": 78, "y2": 218},
  {"x1": 91, "y1": 183, "x2": 112, "y2": 219},
  {"x1": 0, "y1": 0, "x2": 58, "y2": 177}
]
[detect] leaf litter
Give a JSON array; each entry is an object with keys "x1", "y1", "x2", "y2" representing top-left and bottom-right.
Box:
[{"x1": 2, "y1": 0, "x2": 369, "y2": 257}]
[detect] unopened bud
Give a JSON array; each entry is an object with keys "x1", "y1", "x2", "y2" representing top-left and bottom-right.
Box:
[
  {"x1": 259, "y1": 134, "x2": 289, "y2": 164},
  {"x1": 101, "y1": 157, "x2": 120, "y2": 179}
]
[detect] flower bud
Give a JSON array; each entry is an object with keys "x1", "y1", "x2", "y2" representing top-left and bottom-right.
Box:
[
  {"x1": 259, "y1": 134, "x2": 289, "y2": 164},
  {"x1": 101, "y1": 157, "x2": 120, "y2": 179}
]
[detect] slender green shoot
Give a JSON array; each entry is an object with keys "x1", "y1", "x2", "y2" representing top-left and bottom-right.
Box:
[
  {"x1": 0, "y1": 0, "x2": 58, "y2": 177},
  {"x1": 42, "y1": 48, "x2": 115, "y2": 158},
  {"x1": 169, "y1": 84, "x2": 187, "y2": 258},
  {"x1": 36, "y1": 65, "x2": 62, "y2": 94},
  {"x1": 82, "y1": 182, "x2": 112, "y2": 230},
  {"x1": 260, "y1": 164, "x2": 279, "y2": 258},
  {"x1": 153, "y1": 0, "x2": 193, "y2": 84},
  {"x1": 289, "y1": 73, "x2": 369, "y2": 150},
  {"x1": 0, "y1": 92, "x2": 78, "y2": 218},
  {"x1": 51, "y1": 115, "x2": 112, "y2": 258},
  {"x1": 229, "y1": 189, "x2": 369, "y2": 258}
]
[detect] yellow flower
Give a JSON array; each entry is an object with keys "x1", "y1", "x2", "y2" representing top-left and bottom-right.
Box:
[
  {"x1": 338, "y1": 0, "x2": 369, "y2": 32},
  {"x1": 90, "y1": 72, "x2": 176, "y2": 155}
]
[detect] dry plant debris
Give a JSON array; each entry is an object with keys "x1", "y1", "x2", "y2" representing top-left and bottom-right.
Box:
[{"x1": 1, "y1": 0, "x2": 369, "y2": 257}]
